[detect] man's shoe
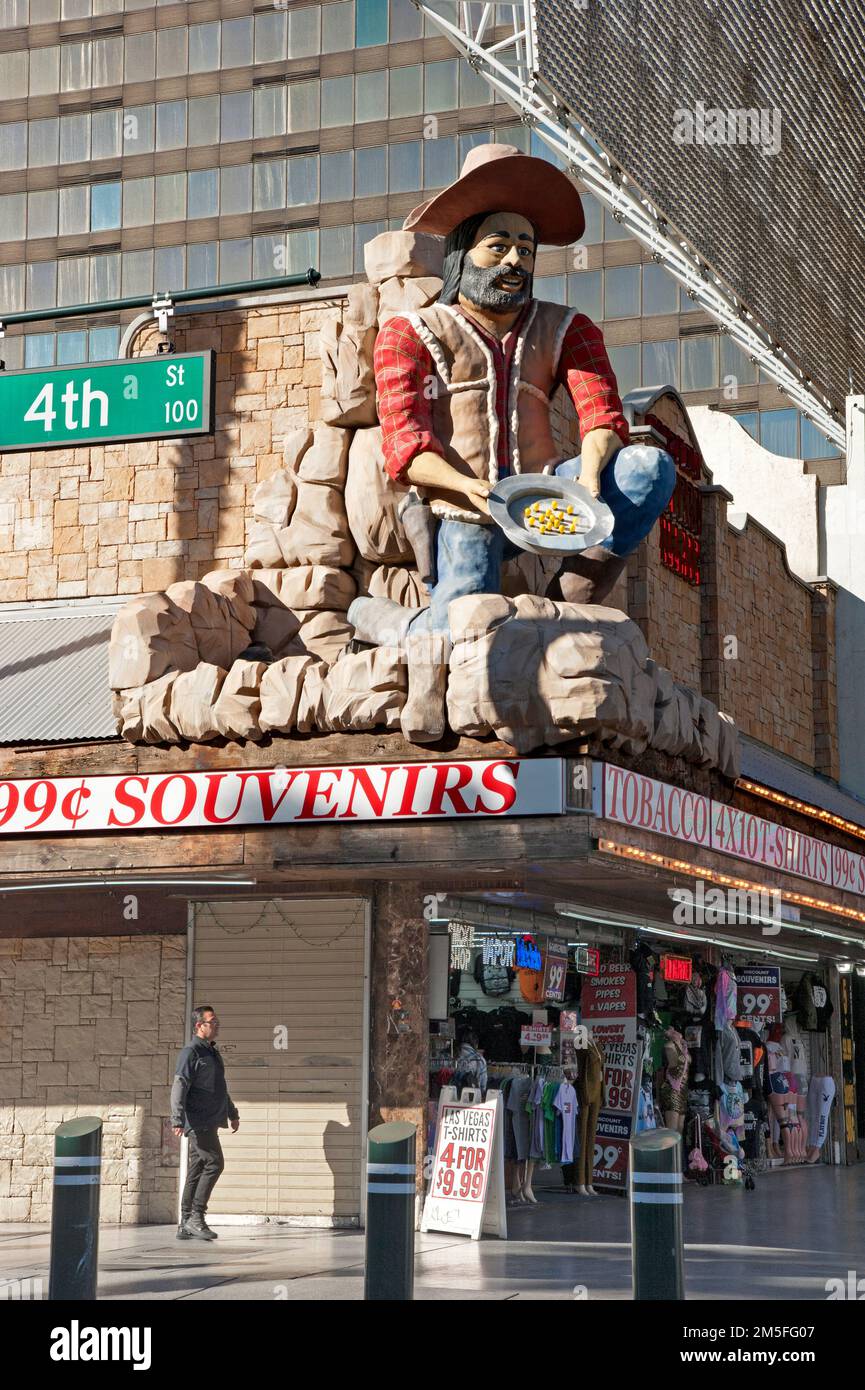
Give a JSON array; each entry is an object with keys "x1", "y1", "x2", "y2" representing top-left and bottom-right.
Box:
[
  {"x1": 183, "y1": 1212, "x2": 217, "y2": 1241},
  {"x1": 176, "y1": 1219, "x2": 192, "y2": 1240}
]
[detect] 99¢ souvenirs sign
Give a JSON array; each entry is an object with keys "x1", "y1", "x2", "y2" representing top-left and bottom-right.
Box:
[
  {"x1": 0, "y1": 757, "x2": 563, "y2": 837},
  {"x1": 421, "y1": 1099, "x2": 506, "y2": 1240}
]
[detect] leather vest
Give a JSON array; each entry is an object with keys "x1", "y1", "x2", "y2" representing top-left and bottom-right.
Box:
[{"x1": 404, "y1": 299, "x2": 579, "y2": 523}]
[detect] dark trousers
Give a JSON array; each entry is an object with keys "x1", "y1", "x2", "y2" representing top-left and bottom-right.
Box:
[{"x1": 181, "y1": 1128, "x2": 225, "y2": 1216}]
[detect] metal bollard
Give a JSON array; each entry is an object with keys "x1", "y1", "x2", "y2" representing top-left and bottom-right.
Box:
[
  {"x1": 364, "y1": 1120, "x2": 417, "y2": 1301},
  {"x1": 629, "y1": 1128, "x2": 685, "y2": 1301},
  {"x1": 49, "y1": 1116, "x2": 103, "y2": 1302}
]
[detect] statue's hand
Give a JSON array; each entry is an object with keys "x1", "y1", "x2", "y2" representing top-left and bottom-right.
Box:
[
  {"x1": 462, "y1": 477, "x2": 492, "y2": 516},
  {"x1": 578, "y1": 428, "x2": 621, "y2": 498}
]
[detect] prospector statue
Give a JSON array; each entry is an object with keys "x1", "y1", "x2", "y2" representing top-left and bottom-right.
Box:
[{"x1": 347, "y1": 143, "x2": 676, "y2": 740}]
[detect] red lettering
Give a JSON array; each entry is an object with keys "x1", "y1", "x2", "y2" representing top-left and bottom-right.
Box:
[
  {"x1": 202, "y1": 771, "x2": 252, "y2": 825},
  {"x1": 800, "y1": 836, "x2": 813, "y2": 879},
  {"x1": 251, "y1": 769, "x2": 303, "y2": 821},
  {"x1": 772, "y1": 825, "x2": 785, "y2": 868},
  {"x1": 668, "y1": 787, "x2": 682, "y2": 838},
  {"x1": 621, "y1": 772, "x2": 639, "y2": 824},
  {"x1": 107, "y1": 776, "x2": 149, "y2": 827},
  {"x1": 297, "y1": 768, "x2": 340, "y2": 819},
  {"x1": 151, "y1": 773, "x2": 197, "y2": 826},
  {"x1": 745, "y1": 815, "x2": 759, "y2": 860},
  {"x1": 343, "y1": 766, "x2": 400, "y2": 819},
  {"x1": 651, "y1": 789, "x2": 668, "y2": 834},
  {"x1": 638, "y1": 777, "x2": 654, "y2": 828},
  {"x1": 393, "y1": 764, "x2": 424, "y2": 817},
  {"x1": 421, "y1": 762, "x2": 474, "y2": 816},
  {"x1": 693, "y1": 796, "x2": 709, "y2": 844},
  {"x1": 478, "y1": 760, "x2": 518, "y2": 813},
  {"x1": 605, "y1": 764, "x2": 626, "y2": 818}
]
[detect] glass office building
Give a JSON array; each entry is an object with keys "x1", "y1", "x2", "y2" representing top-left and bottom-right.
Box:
[{"x1": 0, "y1": 0, "x2": 836, "y2": 459}]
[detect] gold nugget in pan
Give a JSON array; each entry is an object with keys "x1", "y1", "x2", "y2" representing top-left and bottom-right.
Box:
[{"x1": 522, "y1": 498, "x2": 591, "y2": 536}]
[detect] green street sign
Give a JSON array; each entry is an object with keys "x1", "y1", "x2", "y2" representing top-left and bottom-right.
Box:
[{"x1": 0, "y1": 351, "x2": 214, "y2": 451}]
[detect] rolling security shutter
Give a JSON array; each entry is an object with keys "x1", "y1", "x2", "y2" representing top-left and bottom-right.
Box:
[{"x1": 192, "y1": 897, "x2": 369, "y2": 1222}]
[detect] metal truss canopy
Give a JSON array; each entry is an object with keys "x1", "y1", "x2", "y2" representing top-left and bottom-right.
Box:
[{"x1": 415, "y1": 0, "x2": 854, "y2": 452}]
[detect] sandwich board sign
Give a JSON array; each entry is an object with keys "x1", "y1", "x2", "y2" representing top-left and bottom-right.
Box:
[{"x1": 421, "y1": 1095, "x2": 507, "y2": 1239}]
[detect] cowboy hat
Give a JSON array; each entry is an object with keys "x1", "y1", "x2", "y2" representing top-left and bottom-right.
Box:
[{"x1": 403, "y1": 142, "x2": 585, "y2": 244}]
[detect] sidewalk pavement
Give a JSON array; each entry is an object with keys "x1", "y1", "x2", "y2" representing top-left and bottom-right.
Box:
[{"x1": 1, "y1": 1164, "x2": 862, "y2": 1301}]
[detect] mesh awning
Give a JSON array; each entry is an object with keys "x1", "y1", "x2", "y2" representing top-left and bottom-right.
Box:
[{"x1": 0, "y1": 602, "x2": 120, "y2": 744}]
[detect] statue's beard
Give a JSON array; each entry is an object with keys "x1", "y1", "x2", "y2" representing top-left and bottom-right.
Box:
[{"x1": 459, "y1": 258, "x2": 532, "y2": 312}]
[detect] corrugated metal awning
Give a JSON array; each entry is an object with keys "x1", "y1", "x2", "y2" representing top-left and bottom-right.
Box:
[
  {"x1": 740, "y1": 736, "x2": 865, "y2": 834},
  {"x1": 0, "y1": 600, "x2": 121, "y2": 744}
]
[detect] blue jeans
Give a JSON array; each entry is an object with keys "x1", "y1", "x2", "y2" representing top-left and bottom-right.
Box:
[{"x1": 409, "y1": 445, "x2": 675, "y2": 637}]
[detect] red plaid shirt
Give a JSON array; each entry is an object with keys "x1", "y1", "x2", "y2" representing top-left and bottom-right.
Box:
[{"x1": 375, "y1": 302, "x2": 629, "y2": 483}]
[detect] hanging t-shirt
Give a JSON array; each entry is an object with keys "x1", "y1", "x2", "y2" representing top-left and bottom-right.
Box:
[
  {"x1": 528, "y1": 1076, "x2": 546, "y2": 1159},
  {"x1": 554, "y1": 1081, "x2": 579, "y2": 1163},
  {"x1": 714, "y1": 967, "x2": 738, "y2": 1029},
  {"x1": 542, "y1": 1081, "x2": 560, "y2": 1163}
]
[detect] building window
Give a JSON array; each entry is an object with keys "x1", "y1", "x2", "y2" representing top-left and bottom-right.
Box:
[
  {"x1": 124, "y1": 30, "x2": 155, "y2": 82},
  {"x1": 255, "y1": 159, "x2": 287, "y2": 213},
  {"x1": 321, "y1": 150, "x2": 354, "y2": 203},
  {"x1": 642, "y1": 339, "x2": 679, "y2": 389},
  {"x1": 155, "y1": 245, "x2": 184, "y2": 291},
  {"x1": 254, "y1": 85, "x2": 286, "y2": 139},
  {"x1": 425, "y1": 60, "x2": 458, "y2": 113},
  {"x1": 322, "y1": 1, "x2": 354, "y2": 53},
  {"x1": 222, "y1": 16, "x2": 253, "y2": 68},
  {"x1": 720, "y1": 336, "x2": 758, "y2": 389},
  {"x1": 155, "y1": 172, "x2": 186, "y2": 223},
  {"x1": 57, "y1": 330, "x2": 88, "y2": 364},
  {"x1": 220, "y1": 165, "x2": 252, "y2": 216},
  {"x1": 90, "y1": 252, "x2": 119, "y2": 301},
  {"x1": 57, "y1": 256, "x2": 89, "y2": 307},
  {"x1": 189, "y1": 95, "x2": 220, "y2": 147},
  {"x1": 321, "y1": 75, "x2": 353, "y2": 128},
  {"x1": 91, "y1": 181, "x2": 121, "y2": 231},
  {"x1": 155, "y1": 26, "x2": 188, "y2": 78},
  {"x1": 28, "y1": 188, "x2": 58, "y2": 238},
  {"x1": 287, "y1": 79, "x2": 319, "y2": 133},
  {"x1": 0, "y1": 192, "x2": 26, "y2": 241},
  {"x1": 357, "y1": 0, "x2": 387, "y2": 46},
  {"x1": 25, "y1": 334, "x2": 56, "y2": 368},
  {"x1": 59, "y1": 185, "x2": 89, "y2": 236},
  {"x1": 287, "y1": 154, "x2": 318, "y2": 207},
  {"x1": 124, "y1": 105, "x2": 155, "y2": 155},
  {"x1": 356, "y1": 70, "x2": 385, "y2": 122},
  {"x1": 287, "y1": 5, "x2": 320, "y2": 58},
  {"x1": 91, "y1": 108, "x2": 121, "y2": 160},
  {"x1": 459, "y1": 130, "x2": 492, "y2": 163},
  {"x1": 608, "y1": 343, "x2": 640, "y2": 398},
  {"x1": 642, "y1": 261, "x2": 678, "y2": 316},
  {"x1": 460, "y1": 60, "x2": 490, "y2": 108},
  {"x1": 536, "y1": 274, "x2": 567, "y2": 306},
  {"x1": 219, "y1": 237, "x2": 252, "y2": 282},
  {"x1": 731, "y1": 411, "x2": 759, "y2": 442},
  {"x1": 123, "y1": 176, "x2": 154, "y2": 228},
  {"x1": 189, "y1": 22, "x2": 220, "y2": 73},
  {"x1": 320, "y1": 224, "x2": 353, "y2": 278},
  {"x1": 188, "y1": 169, "x2": 218, "y2": 220},
  {"x1": 122, "y1": 249, "x2": 153, "y2": 296},
  {"x1": 60, "y1": 113, "x2": 90, "y2": 164},
  {"x1": 285, "y1": 228, "x2": 318, "y2": 275},
  {"x1": 389, "y1": 141, "x2": 421, "y2": 195},
  {"x1": 29, "y1": 117, "x2": 59, "y2": 167},
  {"x1": 356, "y1": 146, "x2": 387, "y2": 197},
  {"x1": 681, "y1": 334, "x2": 718, "y2": 391},
  {"x1": 0, "y1": 121, "x2": 27, "y2": 171},
  {"x1": 390, "y1": 0, "x2": 420, "y2": 41},
  {"x1": 30, "y1": 45, "x2": 60, "y2": 96},
  {"x1": 187, "y1": 241, "x2": 217, "y2": 289},
  {"x1": 254, "y1": 11, "x2": 286, "y2": 64},
  {"x1": 221, "y1": 91, "x2": 253, "y2": 141},
  {"x1": 579, "y1": 191, "x2": 603, "y2": 245},
  {"x1": 604, "y1": 264, "x2": 640, "y2": 319},
  {"x1": 0, "y1": 50, "x2": 27, "y2": 99},
  {"x1": 390, "y1": 64, "x2": 422, "y2": 117},
  {"x1": 0, "y1": 264, "x2": 25, "y2": 313},
  {"x1": 604, "y1": 208, "x2": 631, "y2": 241},
  {"x1": 801, "y1": 417, "x2": 838, "y2": 459},
  {"x1": 567, "y1": 269, "x2": 602, "y2": 323},
  {"x1": 26, "y1": 261, "x2": 57, "y2": 310},
  {"x1": 156, "y1": 100, "x2": 186, "y2": 151},
  {"x1": 760, "y1": 408, "x2": 799, "y2": 459},
  {"x1": 423, "y1": 136, "x2": 457, "y2": 190},
  {"x1": 253, "y1": 234, "x2": 284, "y2": 281},
  {"x1": 89, "y1": 325, "x2": 120, "y2": 361},
  {"x1": 92, "y1": 35, "x2": 122, "y2": 86}
]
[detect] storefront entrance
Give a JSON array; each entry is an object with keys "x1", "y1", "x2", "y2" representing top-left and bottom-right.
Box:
[{"x1": 190, "y1": 897, "x2": 370, "y2": 1225}]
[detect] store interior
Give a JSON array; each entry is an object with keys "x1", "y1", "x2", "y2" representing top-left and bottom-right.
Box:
[{"x1": 428, "y1": 886, "x2": 858, "y2": 1207}]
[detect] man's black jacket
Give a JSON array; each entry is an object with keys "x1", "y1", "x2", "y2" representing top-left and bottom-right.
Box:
[{"x1": 170, "y1": 1036, "x2": 239, "y2": 1134}]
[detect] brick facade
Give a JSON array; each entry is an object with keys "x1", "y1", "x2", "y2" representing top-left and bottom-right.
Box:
[{"x1": 0, "y1": 934, "x2": 185, "y2": 1225}]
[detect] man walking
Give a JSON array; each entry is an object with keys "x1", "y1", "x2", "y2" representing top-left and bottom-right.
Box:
[{"x1": 171, "y1": 1005, "x2": 239, "y2": 1241}]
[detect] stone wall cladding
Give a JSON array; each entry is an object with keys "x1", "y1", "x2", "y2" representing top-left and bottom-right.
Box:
[
  {"x1": 0, "y1": 934, "x2": 185, "y2": 1225},
  {"x1": 0, "y1": 303, "x2": 338, "y2": 603}
]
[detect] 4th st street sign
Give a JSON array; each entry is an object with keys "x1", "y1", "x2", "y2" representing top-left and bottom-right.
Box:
[{"x1": 0, "y1": 351, "x2": 214, "y2": 450}]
